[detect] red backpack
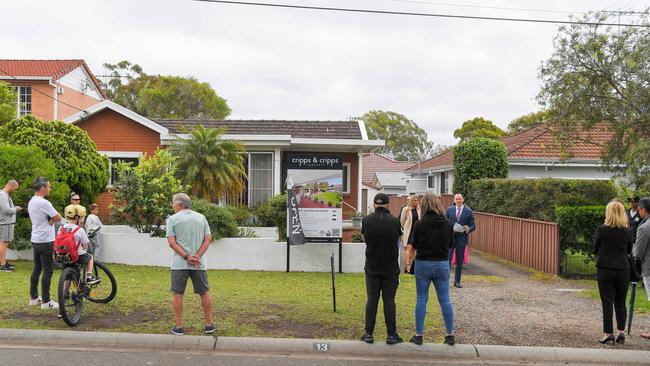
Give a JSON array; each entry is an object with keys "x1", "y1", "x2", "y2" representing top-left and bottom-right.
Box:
[{"x1": 54, "y1": 226, "x2": 81, "y2": 264}]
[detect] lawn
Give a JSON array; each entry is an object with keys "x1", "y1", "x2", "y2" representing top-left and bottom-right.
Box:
[
  {"x1": 314, "y1": 191, "x2": 341, "y2": 206},
  {"x1": 576, "y1": 280, "x2": 650, "y2": 315},
  {"x1": 0, "y1": 261, "x2": 446, "y2": 340}
]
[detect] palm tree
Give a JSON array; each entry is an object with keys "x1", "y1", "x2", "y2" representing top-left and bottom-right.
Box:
[{"x1": 169, "y1": 124, "x2": 246, "y2": 202}]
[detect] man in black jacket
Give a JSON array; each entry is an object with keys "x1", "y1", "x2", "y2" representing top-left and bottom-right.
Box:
[
  {"x1": 360, "y1": 193, "x2": 403, "y2": 345},
  {"x1": 627, "y1": 196, "x2": 642, "y2": 242}
]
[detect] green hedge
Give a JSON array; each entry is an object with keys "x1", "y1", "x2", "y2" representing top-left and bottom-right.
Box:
[
  {"x1": 466, "y1": 178, "x2": 616, "y2": 222},
  {"x1": 452, "y1": 137, "x2": 508, "y2": 196},
  {"x1": 253, "y1": 194, "x2": 287, "y2": 240},
  {"x1": 191, "y1": 199, "x2": 238, "y2": 240},
  {"x1": 224, "y1": 205, "x2": 252, "y2": 226},
  {"x1": 556, "y1": 206, "x2": 605, "y2": 255}
]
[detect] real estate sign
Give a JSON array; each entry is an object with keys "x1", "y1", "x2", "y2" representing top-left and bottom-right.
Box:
[{"x1": 286, "y1": 153, "x2": 343, "y2": 244}]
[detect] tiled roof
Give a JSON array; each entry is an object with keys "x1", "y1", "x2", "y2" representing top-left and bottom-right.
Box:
[
  {"x1": 154, "y1": 119, "x2": 363, "y2": 140},
  {"x1": 407, "y1": 124, "x2": 612, "y2": 172},
  {"x1": 0, "y1": 59, "x2": 105, "y2": 98},
  {"x1": 362, "y1": 153, "x2": 416, "y2": 184}
]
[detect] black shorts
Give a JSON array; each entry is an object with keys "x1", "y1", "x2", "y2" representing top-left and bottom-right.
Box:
[
  {"x1": 77, "y1": 253, "x2": 92, "y2": 266},
  {"x1": 171, "y1": 270, "x2": 209, "y2": 295}
]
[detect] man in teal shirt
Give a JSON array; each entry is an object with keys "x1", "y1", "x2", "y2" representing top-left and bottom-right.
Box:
[{"x1": 166, "y1": 193, "x2": 214, "y2": 336}]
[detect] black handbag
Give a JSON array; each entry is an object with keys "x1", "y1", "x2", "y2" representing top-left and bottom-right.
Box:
[{"x1": 629, "y1": 256, "x2": 643, "y2": 282}]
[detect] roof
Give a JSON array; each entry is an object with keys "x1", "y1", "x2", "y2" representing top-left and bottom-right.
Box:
[
  {"x1": 362, "y1": 153, "x2": 416, "y2": 184},
  {"x1": 63, "y1": 100, "x2": 169, "y2": 135},
  {"x1": 0, "y1": 59, "x2": 105, "y2": 98},
  {"x1": 155, "y1": 119, "x2": 363, "y2": 140},
  {"x1": 373, "y1": 171, "x2": 409, "y2": 188},
  {"x1": 407, "y1": 123, "x2": 612, "y2": 172}
]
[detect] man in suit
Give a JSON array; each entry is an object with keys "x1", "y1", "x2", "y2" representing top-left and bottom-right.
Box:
[
  {"x1": 627, "y1": 196, "x2": 642, "y2": 242},
  {"x1": 446, "y1": 193, "x2": 476, "y2": 288}
]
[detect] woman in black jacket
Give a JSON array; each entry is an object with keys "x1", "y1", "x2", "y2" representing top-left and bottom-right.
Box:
[
  {"x1": 406, "y1": 193, "x2": 455, "y2": 346},
  {"x1": 594, "y1": 200, "x2": 632, "y2": 345}
]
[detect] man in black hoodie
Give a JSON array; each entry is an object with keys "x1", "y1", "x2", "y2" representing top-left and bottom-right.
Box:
[{"x1": 360, "y1": 193, "x2": 403, "y2": 345}]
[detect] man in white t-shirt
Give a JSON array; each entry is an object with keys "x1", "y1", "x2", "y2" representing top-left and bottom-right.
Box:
[
  {"x1": 59, "y1": 205, "x2": 99, "y2": 284},
  {"x1": 27, "y1": 177, "x2": 62, "y2": 310}
]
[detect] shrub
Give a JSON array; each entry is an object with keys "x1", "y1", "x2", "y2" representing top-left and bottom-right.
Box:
[
  {"x1": 224, "y1": 205, "x2": 252, "y2": 225},
  {"x1": 0, "y1": 115, "x2": 109, "y2": 203},
  {"x1": 466, "y1": 178, "x2": 616, "y2": 222},
  {"x1": 452, "y1": 137, "x2": 508, "y2": 196},
  {"x1": 191, "y1": 199, "x2": 238, "y2": 239},
  {"x1": 254, "y1": 194, "x2": 287, "y2": 240},
  {"x1": 0, "y1": 144, "x2": 70, "y2": 250},
  {"x1": 556, "y1": 206, "x2": 605, "y2": 255}
]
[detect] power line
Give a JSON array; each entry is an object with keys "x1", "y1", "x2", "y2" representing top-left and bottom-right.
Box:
[
  {"x1": 390, "y1": 0, "x2": 647, "y2": 16},
  {"x1": 0, "y1": 67, "x2": 88, "y2": 114},
  {"x1": 192, "y1": 0, "x2": 650, "y2": 27}
]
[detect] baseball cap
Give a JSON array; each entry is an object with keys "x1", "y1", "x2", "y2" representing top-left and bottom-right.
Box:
[
  {"x1": 373, "y1": 193, "x2": 390, "y2": 205},
  {"x1": 638, "y1": 197, "x2": 650, "y2": 210}
]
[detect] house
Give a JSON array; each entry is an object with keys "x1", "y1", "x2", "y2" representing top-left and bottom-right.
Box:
[
  {"x1": 360, "y1": 153, "x2": 415, "y2": 213},
  {"x1": 406, "y1": 124, "x2": 616, "y2": 195},
  {"x1": 0, "y1": 59, "x2": 104, "y2": 120},
  {"x1": 63, "y1": 100, "x2": 384, "y2": 240}
]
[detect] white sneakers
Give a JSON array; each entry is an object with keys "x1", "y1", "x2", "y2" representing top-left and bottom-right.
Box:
[
  {"x1": 41, "y1": 300, "x2": 59, "y2": 309},
  {"x1": 28, "y1": 296, "x2": 42, "y2": 306}
]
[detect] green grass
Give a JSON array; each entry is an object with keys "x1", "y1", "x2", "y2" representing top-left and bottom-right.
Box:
[
  {"x1": 0, "y1": 261, "x2": 444, "y2": 339},
  {"x1": 562, "y1": 251, "x2": 596, "y2": 276},
  {"x1": 314, "y1": 191, "x2": 341, "y2": 205},
  {"x1": 576, "y1": 280, "x2": 650, "y2": 315}
]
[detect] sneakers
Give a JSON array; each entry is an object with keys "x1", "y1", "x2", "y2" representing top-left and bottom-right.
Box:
[
  {"x1": 409, "y1": 335, "x2": 423, "y2": 345},
  {"x1": 386, "y1": 334, "x2": 404, "y2": 345},
  {"x1": 171, "y1": 326, "x2": 184, "y2": 336},
  {"x1": 444, "y1": 335, "x2": 456, "y2": 346},
  {"x1": 360, "y1": 333, "x2": 374, "y2": 344},
  {"x1": 86, "y1": 274, "x2": 100, "y2": 285},
  {"x1": 41, "y1": 300, "x2": 59, "y2": 310},
  {"x1": 205, "y1": 324, "x2": 216, "y2": 334},
  {"x1": 28, "y1": 297, "x2": 42, "y2": 306},
  {"x1": 0, "y1": 264, "x2": 14, "y2": 272}
]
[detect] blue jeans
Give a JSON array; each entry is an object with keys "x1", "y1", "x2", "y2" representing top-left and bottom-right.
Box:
[{"x1": 414, "y1": 260, "x2": 454, "y2": 335}]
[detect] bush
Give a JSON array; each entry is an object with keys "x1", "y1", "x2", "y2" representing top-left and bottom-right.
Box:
[
  {"x1": 224, "y1": 205, "x2": 252, "y2": 226},
  {"x1": 0, "y1": 115, "x2": 109, "y2": 203},
  {"x1": 556, "y1": 206, "x2": 605, "y2": 255},
  {"x1": 0, "y1": 144, "x2": 70, "y2": 250},
  {"x1": 452, "y1": 137, "x2": 508, "y2": 196},
  {"x1": 466, "y1": 178, "x2": 617, "y2": 222},
  {"x1": 254, "y1": 194, "x2": 287, "y2": 240},
  {"x1": 191, "y1": 200, "x2": 238, "y2": 239}
]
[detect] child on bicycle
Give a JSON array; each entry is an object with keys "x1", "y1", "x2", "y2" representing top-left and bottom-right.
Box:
[{"x1": 60, "y1": 205, "x2": 99, "y2": 284}]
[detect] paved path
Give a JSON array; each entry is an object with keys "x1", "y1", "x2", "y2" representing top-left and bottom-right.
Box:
[{"x1": 453, "y1": 251, "x2": 650, "y2": 350}]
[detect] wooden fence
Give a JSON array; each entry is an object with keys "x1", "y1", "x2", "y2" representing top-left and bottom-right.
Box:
[{"x1": 470, "y1": 212, "x2": 559, "y2": 275}]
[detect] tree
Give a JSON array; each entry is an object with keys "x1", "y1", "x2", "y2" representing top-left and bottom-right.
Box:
[
  {"x1": 537, "y1": 11, "x2": 650, "y2": 190},
  {"x1": 0, "y1": 81, "x2": 16, "y2": 125},
  {"x1": 507, "y1": 110, "x2": 551, "y2": 135},
  {"x1": 356, "y1": 110, "x2": 434, "y2": 161},
  {"x1": 112, "y1": 149, "x2": 186, "y2": 236},
  {"x1": 0, "y1": 115, "x2": 109, "y2": 202},
  {"x1": 168, "y1": 125, "x2": 246, "y2": 202},
  {"x1": 453, "y1": 117, "x2": 506, "y2": 141},
  {"x1": 102, "y1": 60, "x2": 231, "y2": 119},
  {"x1": 452, "y1": 138, "x2": 508, "y2": 196},
  {"x1": 0, "y1": 144, "x2": 70, "y2": 250}
]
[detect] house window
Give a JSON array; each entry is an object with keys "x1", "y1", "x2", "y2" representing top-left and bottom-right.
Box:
[
  {"x1": 342, "y1": 163, "x2": 351, "y2": 194},
  {"x1": 109, "y1": 157, "x2": 140, "y2": 186},
  {"x1": 427, "y1": 175, "x2": 436, "y2": 189},
  {"x1": 15, "y1": 86, "x2": 32, "y2": 116},
  {"x1": 441, "y1": 172, "x2": 448, "y2": 194},
  {"x1": 249, "y1": 152, "x2": 273, "y2": 207}
]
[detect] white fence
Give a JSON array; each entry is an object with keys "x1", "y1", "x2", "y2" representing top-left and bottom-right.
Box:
[{"x1": 7, "y1": 225, "x2": 367, "y2": 273}]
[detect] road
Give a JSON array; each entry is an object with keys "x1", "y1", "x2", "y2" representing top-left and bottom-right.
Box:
[{"x1": 0, "y1": 345, "x2": 622, "y2": 366}]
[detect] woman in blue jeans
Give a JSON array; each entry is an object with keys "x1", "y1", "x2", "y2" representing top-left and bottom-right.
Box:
[{"x1": 406, "y1": 193, "x2": 455, "y2": 345}]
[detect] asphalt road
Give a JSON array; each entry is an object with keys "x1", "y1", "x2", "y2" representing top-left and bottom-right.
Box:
[{"x1": 0, "y1": 345, "x2": 619, "y2": 366}]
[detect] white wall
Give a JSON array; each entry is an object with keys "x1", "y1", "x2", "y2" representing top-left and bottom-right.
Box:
[
  {"x1": 508, "y1": 165, "x2": 615, "y2": 180},
  {"x1": 7, "y1": 226, "x2": 367, "y2": 273}
]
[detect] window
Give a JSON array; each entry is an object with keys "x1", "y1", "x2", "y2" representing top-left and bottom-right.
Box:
[
  {"x1": 109, "y1": 157, "x2": 139, "y2": 186},
  {"x1": 342, "y1": 163, "x2": 351, "y2": 194},
  {"x1": 441, "y1": 172, "x2": 448, "y2": 194},
  {"x1": 15, "y1": 86, "x2": 32, "y2": 116},
  {"x1": 249, "y1": 152, "x2": 273, "y2": 207},
  {"x1": 427, "y1": 175, "x2": 436, "y2": 189}
]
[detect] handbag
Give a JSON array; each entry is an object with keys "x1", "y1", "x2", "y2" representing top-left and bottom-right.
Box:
[{"x1": 629, "y1": 256, "x2": 643, "y2": 282}]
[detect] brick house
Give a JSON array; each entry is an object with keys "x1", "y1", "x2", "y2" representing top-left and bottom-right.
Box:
[
  {"x1": 0, "y1": 60, "x2": 105, "y2": 120},
  {"x1": 64, "y1": 100, "x2": 383, "y2": 240}
]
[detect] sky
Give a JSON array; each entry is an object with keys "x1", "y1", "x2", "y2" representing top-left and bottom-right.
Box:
[{"x1": 1, "y1": 0, "x2": 647, "y2": 146}]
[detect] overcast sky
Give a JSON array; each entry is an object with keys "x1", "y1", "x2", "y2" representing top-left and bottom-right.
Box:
[{"x1": 1, "y1": 0, "x2": 646, "y2": 146}]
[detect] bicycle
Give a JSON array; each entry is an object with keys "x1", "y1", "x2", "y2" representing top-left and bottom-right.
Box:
[{"x1": 57, "y1": 258, "x2": 117, "y2": 327}]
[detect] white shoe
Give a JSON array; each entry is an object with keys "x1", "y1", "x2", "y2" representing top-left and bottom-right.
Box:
[
  {"x1": 28, "y1": 296, "x2": 42, "y2": 306},
  {"x1": 41, "y1": 300, "x2": 59, "y2": 309}
]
